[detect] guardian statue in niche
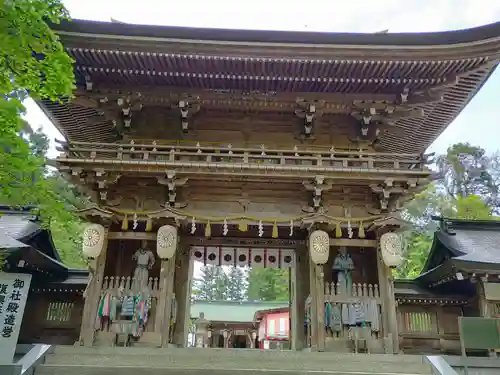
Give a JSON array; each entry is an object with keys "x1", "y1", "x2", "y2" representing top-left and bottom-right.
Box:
[
  {"x1": 131, "y1": 240, "x2": 155, "y2": 293},
  {"x1": 332, "y1": 247, "x2": 354, "y2": 295}
]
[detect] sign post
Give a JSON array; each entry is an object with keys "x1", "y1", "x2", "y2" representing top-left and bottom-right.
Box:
[
  {"x1": 0, "y1": 273, "x2": 32, "y2": 365},
  {"x1": 459, "y1": 316, "x2": 500, "y2": 375}
]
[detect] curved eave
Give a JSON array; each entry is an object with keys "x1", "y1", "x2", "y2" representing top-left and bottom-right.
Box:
[
  {"x1": 52, "y1": 20, "x2": 500, "y2": 59},
  {"x1": 42, "y1": 20, "x2": 500, "y2": 153}
]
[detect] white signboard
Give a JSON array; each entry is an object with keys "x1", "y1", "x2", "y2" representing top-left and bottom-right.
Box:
[{"x1": 0, "y1": 273, "x2": 32, "y2": 364}]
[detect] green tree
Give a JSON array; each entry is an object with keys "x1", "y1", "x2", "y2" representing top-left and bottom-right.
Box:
[
  {"x1": 192, "y1": 265, "x2": 230, "y2": 301},
  {"x1": 226, "y1": 266, "x2": 247, "y2": 301},
  {"x1": 0, "y1": 0, "x2": 75, "y2": 219},
  {"x1": 397, "y1": 142, "x2": 500, "y2": 278},
  {"x1": 246, "y1": 268, "x2": 289, "y2": 301},
  {"x1": 0, "y1": 1, "x2": 85, "y2": 267},
  {"x1": 26, "y1": 128, "x2": 86, "y2": 268},
  {"x1": 436, "y1": 143, "x2": 500, "y2": 210}
]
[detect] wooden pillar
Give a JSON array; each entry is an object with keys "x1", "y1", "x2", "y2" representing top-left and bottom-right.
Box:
[
  {"x1": 291, "y1": 248, "x2": 307, "y2": 351},
  {"x1": 477, "y1": 279, "x2": 489, "y2": 317},
  {"x1": 308, "y1": 257, "x2": 318, "y2": 350},
  {"x1": 173, "y1": 246, "x2": 192, "y2": 347},
  {"x1": 157, "y1": 252, "x2": 177, "y2": 347},
  {"x1": 376, "y1": 231, "x2": 399, "y2": 353},
  {"x1": 315, "y1": 264, "x2": 325, "y2": 351},
  {"x1": 80, "y1": 237, "x2": 108, "y2": 346},
  {"x1": 308, "y1": 257, "x2": 325, "y2": 351},
  {"x1": 386, "y1": 269, "x2": 399, "y2": 353}
]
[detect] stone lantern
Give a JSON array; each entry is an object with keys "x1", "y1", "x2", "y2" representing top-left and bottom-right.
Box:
[{"x1": 195, "y1": 312, "x2": 209, "y2": 347}]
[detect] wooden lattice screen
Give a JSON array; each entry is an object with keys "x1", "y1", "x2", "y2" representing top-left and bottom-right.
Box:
[
  {"x1": 46, "y1": 302, "x2": 74, "y2": 323},
  {"x1": 402, "y1": 311, "x2": 437, "y2": 334}
]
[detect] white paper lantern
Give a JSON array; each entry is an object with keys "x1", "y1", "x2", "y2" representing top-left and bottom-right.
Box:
[
  {"x1": 157, "y1": 225, "x2": 178, "y2": 259},
  {"x1": 380, "y1": 232, "x2": 404, "y2": 268},
  {"x1": 82, "y1": 224, "x2": 106, "y2": 259},
  {"x1": 309, "y1": 230, "x2": 330, "y2": 265}
]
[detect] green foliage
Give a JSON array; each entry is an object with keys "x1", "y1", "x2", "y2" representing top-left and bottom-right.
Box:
[
  {"x1": 454, "y1": 194, "x2": 493, "y2": 220},
  {"x1": 246, "y1": 268, "x2": 289, "y2": 301},
  {"x1": 394, "y1": 232, "x2": 433, "y2": 279},
  {"x1": 0, "y1": 1, "x2": 83, "y2": 267},
  {"x1": 436, "y1": 143, "x2": 500, "y2": 208},
  {"x1": 0, "y1": 0, "x2": 74, "y2": 100},
  {"x1": 0, "y1": 0, "x2": 74, "y2": 208},
  {"x1": 398, "y1": 142, "x2": 500, "y2": 279},
  {"x1": 191, "y1": 265, "x2": 289, "y2": 302},
  {"x1": 227, "y1": 266, "x2": 247, "y2": 301},
  {"x1": 192, "y1": 265, "x2": 230, "y2": 301}
]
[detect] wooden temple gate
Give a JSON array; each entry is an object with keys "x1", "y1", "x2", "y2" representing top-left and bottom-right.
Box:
[{"x1": 39, "y1": 18, "x2": 500, "y2": 352}]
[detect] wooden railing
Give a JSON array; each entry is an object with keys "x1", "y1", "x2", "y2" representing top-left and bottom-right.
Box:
[
  {"x1": 55, "y1": 140, "x2": 427, "y2": 172},
  {"x1": 305, "y1": 282, "x2": 383, "y2": 343},
  {"x1": 101, "y1": 275, "x2": 160, "y2": 299},
  {"x1": 324, "y1": 282, "x2": 381, "y2": 303}
]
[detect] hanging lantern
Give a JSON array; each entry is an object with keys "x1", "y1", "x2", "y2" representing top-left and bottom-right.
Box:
[
  {"x1": 157, "y1": 225, "x2": 178, "y2": 259},
  {"x1": 380, "y1": 232, "x2": 404, "y2": 268},
  {"x1": 82, "y1": 224, "x2": 106, "y2": 259},
  {"x1": 309, "y1": 229, "x2": 330, "y2": 265}
]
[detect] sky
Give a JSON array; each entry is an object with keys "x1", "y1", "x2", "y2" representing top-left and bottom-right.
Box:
[{"x1": 24, "y1": 0, "x2": 500, "y2": 158}]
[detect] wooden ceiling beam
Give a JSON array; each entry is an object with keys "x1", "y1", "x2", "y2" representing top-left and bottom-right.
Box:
[
  {"x1": 77, "y1": 65, "x2": 448, "y2": 86},
  {"x1": 75, "y1": 85, "x2": 399, "y2": 106}
]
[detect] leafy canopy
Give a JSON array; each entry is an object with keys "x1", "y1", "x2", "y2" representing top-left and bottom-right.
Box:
[
  {"x1": 0, "y1": 0, "x2": 75, "y2": 218},
  {"x1": 0, "y1": 1, "x2": 85, "y2": 267},
  {"x1": 396, "y1": 143, "x2": 500, "y2": 279}
]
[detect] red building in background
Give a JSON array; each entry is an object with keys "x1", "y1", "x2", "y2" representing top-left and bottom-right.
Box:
[{"x1": 254, "y1": 306, "x2": 290, "y2": 349}]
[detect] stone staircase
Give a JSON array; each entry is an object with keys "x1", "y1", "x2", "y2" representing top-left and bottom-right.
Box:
[{"x1": 33, "y1": 346, "x2": 434, "y2": 375}]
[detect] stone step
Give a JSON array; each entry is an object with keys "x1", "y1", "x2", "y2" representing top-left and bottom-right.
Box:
[
  {"x1": 34, "y1": 365, "x2": 431, "y2": 375},
  {"x1": 42, "y1": 350, "x2": 432, "y2": 375},
  {"x1": 51, "y1": 346, "x2": 427, "y2": 364},
  {"x1": 43, "y1": 356, "x2": 431, "y2": 373}
]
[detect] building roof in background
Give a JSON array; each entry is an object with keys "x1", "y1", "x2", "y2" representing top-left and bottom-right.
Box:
[
  {"x1": 0, "y1": 215, "x2": 40, "y2": 242},
  {"x1": 0, "y1": 233, "x2": 30, "y2": 250},
  {"x1": 417, "y1": 218, "x2": 500, "y2": 289},
  {"x1": 0, "y1": 206, "x2": 86, "y2": 285},
  {"x1": 190, "y1": 300, "x2": 289, "y2": 323}
]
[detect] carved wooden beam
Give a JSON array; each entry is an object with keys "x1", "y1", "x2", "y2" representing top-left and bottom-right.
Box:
[
  {"x1": 302, "y1": 175, "x2": 333, "y2": 212},
  {"x1": 78, "y1": 85, "x2": 402, "y2": 106},
  {"x1": 157, "y1": 170, "x2": 188, "y2": 208},
  {"x1": 175, "y1": 96, "x2": 200, "y2": 133},
  {"x1": 329, "y1": 238, "x2": 377, "y2": 247}
]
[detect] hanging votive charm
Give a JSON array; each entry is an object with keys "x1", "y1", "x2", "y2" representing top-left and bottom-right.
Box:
[
  {"x1": 358, "y1": 221, "x2": 365, "y2": 238},
  {"x1": 238, "y1": 219, "x2": 248, "y2": 232},
  {"x1": 335, "y1": 222, "x2": 342, "y2": 238},
  {"x1": 121, "y1": 214, "x2": 129, "y2": 231},
  {"x1": 205, "y1": 221, "x2": 212, "y2": 238},
  {"x1": 145, "y1": 218, "x2": 153, "y2": 232},
  {"x1": 272, "y1": 221, "x2": 278, "y2": 238}
]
